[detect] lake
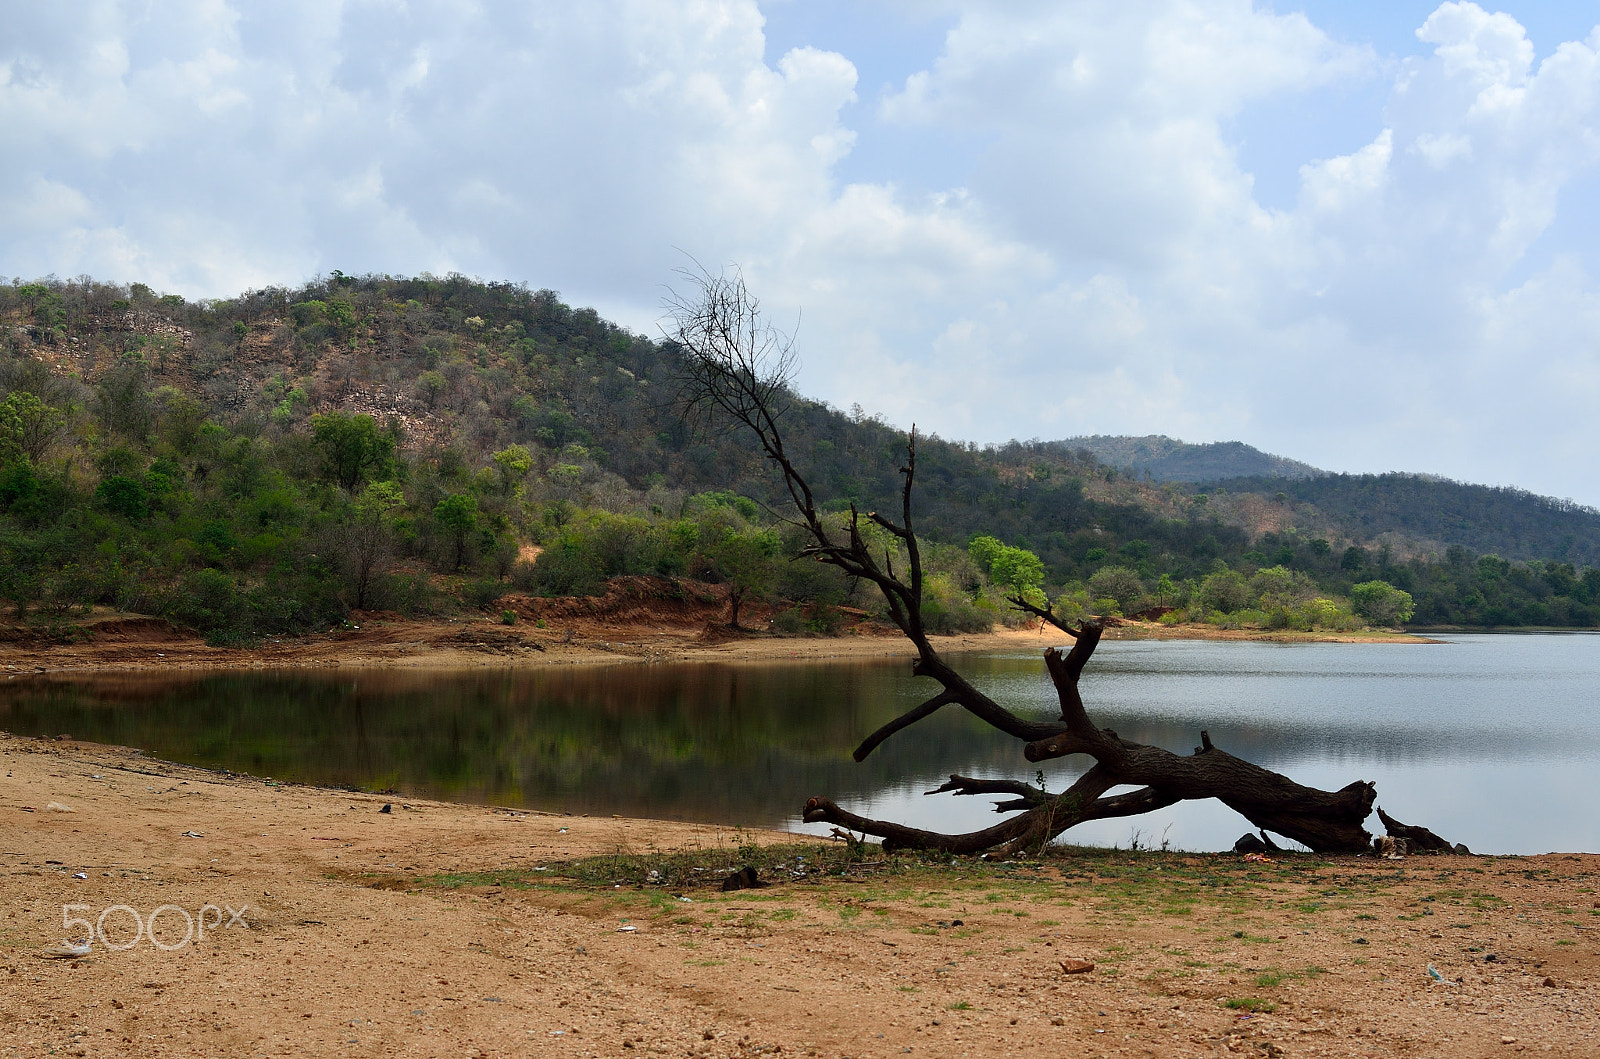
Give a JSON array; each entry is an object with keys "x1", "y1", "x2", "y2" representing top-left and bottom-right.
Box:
[{"x1": 2, "y1": 632, "x2": 1596, "y2": 854}]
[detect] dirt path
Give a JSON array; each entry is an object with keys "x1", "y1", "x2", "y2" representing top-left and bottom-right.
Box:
[{"x1": 1, "y1": 733, "x2": 1594, "y2": 1058}]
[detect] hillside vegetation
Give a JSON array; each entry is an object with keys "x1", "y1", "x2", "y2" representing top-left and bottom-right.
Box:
[
  {"x1": 1211, "y1": 473, "x2": 1600, "y2": 567},
  {"x1": 2, "y1": 272, "x2": 1597, "y2": 636},
  {"x1": 1058, "y1": 434, "x2": 1322, "y2": 482}
]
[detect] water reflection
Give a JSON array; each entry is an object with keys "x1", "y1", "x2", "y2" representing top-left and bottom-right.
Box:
[{"x1": 1, "y1": 633, "x2": 1595, "y2": 854}]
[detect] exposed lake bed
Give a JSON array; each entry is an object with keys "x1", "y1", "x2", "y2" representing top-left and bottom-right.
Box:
[
  {"x1": 2, "y1": 634, "x2": 1598, "y2": 1056},
  {"x1": 1, "y1": 732, "x2": 1596, "y2": 1059}
]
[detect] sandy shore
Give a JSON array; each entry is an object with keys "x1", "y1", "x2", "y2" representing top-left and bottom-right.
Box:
[
  {"x1": 1, "y1": 732, "x2": 1594, "y2": 1058},
  {"x1": 0, "y1": 610, "x2": 1434, "y2": 676}
]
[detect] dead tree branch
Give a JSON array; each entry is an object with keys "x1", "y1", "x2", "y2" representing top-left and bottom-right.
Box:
[{"x1": 668, "y1": 264, "x2": 1387, "y2": 855}]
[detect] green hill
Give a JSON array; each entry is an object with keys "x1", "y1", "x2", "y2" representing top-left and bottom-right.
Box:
[
  {"x1": 1208, "y1": 473, "x2": 1600, "y2": 567},
  {"x1": 1056, "y1": 435, "x2": 1322, "y2": 482},
  {"x1": 2, "y1": 272, "x2": 1597, "y2": 633}
]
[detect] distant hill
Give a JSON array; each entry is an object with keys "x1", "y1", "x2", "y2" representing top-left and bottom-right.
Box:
[
  {"x1": 1213, "y1": 473, "x2": 1600, "y2": 566},
  {"x1": 1056, "y1": 435, "x2": 1322, "y2": 482}
]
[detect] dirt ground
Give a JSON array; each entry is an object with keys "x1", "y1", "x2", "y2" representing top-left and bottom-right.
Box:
[
  {"x1": 0, "y1": 594, "x2": 1431, "y2": 676},
  {"x1": 1, "y1": 734, "x2": 1594, "y2": 1059}
]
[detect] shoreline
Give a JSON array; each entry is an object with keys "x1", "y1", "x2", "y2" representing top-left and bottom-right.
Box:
[
  {"x1": 1, "y1": 729, "x2": 1594, "y2": 1058},
  {"x1": 0, "y1": 612, "x2": 1438, "y2": 676}
]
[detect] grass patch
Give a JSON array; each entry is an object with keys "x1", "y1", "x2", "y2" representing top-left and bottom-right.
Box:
[{"x1": 1224, "y1": 998, "x2": 1276, "y2": 1013}]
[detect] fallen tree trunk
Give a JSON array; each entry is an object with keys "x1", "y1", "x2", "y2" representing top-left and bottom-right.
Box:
[
  {"x1": 804, "y1": 622, "x2": 1375, "y2": 855},
  {"x1": 669, "y1": 264, "x2": 1432, "y2": 858},
  {"x1": 1378, "y1": 806, "x2": 1470, "y2": 854}
]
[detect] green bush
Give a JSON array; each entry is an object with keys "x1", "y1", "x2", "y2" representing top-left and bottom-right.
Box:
[
  {"x1": 920, "y1": 573, "x2": 993, "y2": 634},
  {"x1": 96, "y1": 475, "x2": 148, "y2": 520},
  {"x1": 1350, "y1": 580, "x2": 1415, "y2": 625},
  {"x1": 771, "y1": 606, "x2": 807, "y2": 635}
]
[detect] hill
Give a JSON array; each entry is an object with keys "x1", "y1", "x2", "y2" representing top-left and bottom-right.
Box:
[
  {"x1": 1207, "y1": 473, "x2": 1600, "y2": 567},
  {"x1": 2, "y1": 272, "x2": 1598, "y2": 633},
  {"x1": 1055, "y1": 435, "x2": 1322, "y2": 482}
]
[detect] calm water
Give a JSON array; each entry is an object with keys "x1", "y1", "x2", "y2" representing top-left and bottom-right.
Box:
[{"x1": 1, "y1": 633, "x2": 1595, "y2": 854}]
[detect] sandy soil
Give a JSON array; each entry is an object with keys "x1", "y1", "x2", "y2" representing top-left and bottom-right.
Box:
[
  {"x1": 1, "y1": 734, "x2": 1594, "y2": 1059},
  {"x1": 0, "y1": 602, "x2": 1433, "y2": 676}
]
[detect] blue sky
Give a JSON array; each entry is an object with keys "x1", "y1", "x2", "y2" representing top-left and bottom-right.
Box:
[{"x1": 4, "y1": 1, "x2": 1600, "y2": 503}]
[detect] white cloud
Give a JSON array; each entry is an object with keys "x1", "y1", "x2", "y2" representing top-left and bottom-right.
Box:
[{"x1": 4, "y1": 1, "x2": 1600, "y2": 502}]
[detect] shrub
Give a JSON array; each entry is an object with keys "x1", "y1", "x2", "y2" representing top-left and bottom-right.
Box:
[
  {"x1": 96, "y1": 475, "x2": 148, "y2": 520},
  {"x1": 771, "y1": 607, "x2": 807, "y2": 635},
  {"x1": 1086, "y1": 565, "x2": 1144, "y2": 610},
  {"x1": 1350, "y1": 580, "x2": 1415, "y2": 625},
  {"x1": 1198, "y1": 569, "x2": 1250, "y2": 613},
  {"x1": 920, "y1": 573, "x2": 993, "y2": 634}
]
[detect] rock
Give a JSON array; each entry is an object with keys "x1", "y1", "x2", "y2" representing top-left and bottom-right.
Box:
[
  {"x1": 720, "y1": 866, "x2": 768, "y2": 892},
  {"x1": 1058, "y1": 959, "x2": 1095, "y2": 974}
]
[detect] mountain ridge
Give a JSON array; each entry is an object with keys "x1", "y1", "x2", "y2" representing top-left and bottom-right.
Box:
[{"x1": 1055, "y1": 434, "x2": 1323, "y2": 482}]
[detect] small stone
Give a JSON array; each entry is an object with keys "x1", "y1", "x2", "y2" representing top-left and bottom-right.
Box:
[
  {"x1": 1501, "y1": 1036, "x2": 1517, "y2": 1044},
  {"x1": 1543, "y1": 976, "x2": 1557, "y2": 988}
]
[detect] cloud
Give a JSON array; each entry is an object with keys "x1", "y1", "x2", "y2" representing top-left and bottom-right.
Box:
[{"x1": 4, "y1": 1, "x2": 1600, "y2": 502}]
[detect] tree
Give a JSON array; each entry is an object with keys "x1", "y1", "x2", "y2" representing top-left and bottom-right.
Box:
[
  {"x1": 434, "y1": 493, "x2": 478, "y2": 572},
  {"x1": 1350, "y1": 580, "x2": 1415, "y2": 626},
  {"x1": 1086, "y1": 565, "x2": 1144, "y2": 612},
  {"x1": 1250, "y1": 565, "x2": 1316, "y2": 610},
  {"x1": 417, "y1": 370, "x2": 447, "y2": 410},
  {"x1": 310, "y1": 412, "x2": 394, "y2": 492},
  {"x1": 491, "y1": 444, "x2": 533, "y2": 496},
  {"x1": 667, "y1": 264, "x2": 1462, "y2": 857},
  {"x1": 699, "y1": 518, "x2": 780, "y2": 629},
  {"x1": 337, "y1": 482, "x2": 405, "y2": 609},
  {"x1": 94, "y1": 358, "x2": 152, "y2": 441},
  {"x1": 0, "y1": 392, "x2": 70, "y2": 464},
  {"x1": 1197, "y1": 569, "x2": 1250, "y2": 613},
  {"x1": 96, "y1": 475, "x2": 148, "y2": 520},
  {"x1": 969, "y1": 535, "x2": 1046, "y2": 605}
]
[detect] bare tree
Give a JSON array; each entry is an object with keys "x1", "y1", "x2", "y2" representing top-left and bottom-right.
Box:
[{"x1": 668, "y1": 264, "x2": 1455, "y2": 858}]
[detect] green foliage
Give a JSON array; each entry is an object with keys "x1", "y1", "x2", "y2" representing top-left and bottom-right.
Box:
[
  {"x1": 0, "y1": 391, "x2": 69, "y2": 463},
  {"x1": 4, "y1": 272, "x2": 1600, "y2": 637},
  {"x1": 433, "y1": 493, "x2": 479, "y2": 572},
  {"x1": 1349, "y1": 580, "x2": 1415, "y2": 626},
  {"x1": 695, "y1": 512, "x2": 781, "y2": 627},
  {"x1": 919, "y1": 573, "x2": 993, "y2": 634},
  {"x1": 491, "y1": 444, "x2": 533, "y2": 495},
  {"x1": 1197, "y1": 569, "x2": 1250, "y2": 613},
  {"x1": 311, "y1": 412, "x2": 395, "y2": 491},
  {"x1": 96, "y1": 475, "x2": 148, "y2": 520},
  {"x1": 968, "y1": 535, "x2": 1045, "y2": 602},
  {"x1": 1086, "y1": 565, "x2": 1144, "y2": 610}
]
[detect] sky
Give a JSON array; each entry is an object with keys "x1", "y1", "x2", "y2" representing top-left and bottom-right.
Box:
[{"x1": 4, "y1": 1, "x2": 1600, "y2": 503}]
